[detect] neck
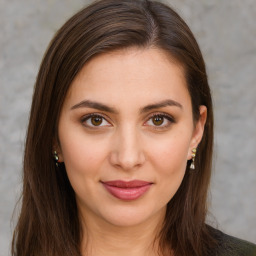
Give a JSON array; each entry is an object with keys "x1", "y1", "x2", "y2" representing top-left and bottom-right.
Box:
[{"x1": 80, "y1": 209, "x2": 167, "y2": 256}]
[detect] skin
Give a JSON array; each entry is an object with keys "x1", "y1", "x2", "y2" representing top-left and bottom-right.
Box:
[{"x1": 57, "y1": 47, "x2": 207, "y2": 256}]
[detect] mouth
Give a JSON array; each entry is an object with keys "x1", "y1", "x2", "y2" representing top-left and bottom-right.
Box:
[{"x1": 101, "y1": 180, "x2": 153, "y2": 201}]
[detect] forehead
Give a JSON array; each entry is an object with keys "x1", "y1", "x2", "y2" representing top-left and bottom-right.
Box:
[
  {"x1": 64, "y1": 47, "x2": 190, "y2": 110},
  {"x1": 73, "y1": 47, "x2": 184, "y2": 84}
]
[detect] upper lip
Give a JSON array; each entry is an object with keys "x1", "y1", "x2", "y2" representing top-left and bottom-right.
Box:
[{"x1": 101, "y1": 180, "x2": 152, "y2": 188}]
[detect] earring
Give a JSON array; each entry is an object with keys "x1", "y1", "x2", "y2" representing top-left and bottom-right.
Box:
[
  {"x1": 53, "y1": 151, "x2": 60, "y2": 167},
  {"x1": 190, "y1": 148, "x2": 197, "y2": 170}
]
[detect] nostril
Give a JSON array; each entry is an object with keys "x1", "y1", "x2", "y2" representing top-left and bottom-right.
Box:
[
  {"x1": 109, "y1": 149, "x2": 145, "y2": 170},
  {"x1": 108, "y1": 130, "x2": 146, "y2": 170}
]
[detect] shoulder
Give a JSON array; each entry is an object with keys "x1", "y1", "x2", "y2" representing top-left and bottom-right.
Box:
[{"x1": 209, "y1": 226, "x2": 256, "y2": 256}]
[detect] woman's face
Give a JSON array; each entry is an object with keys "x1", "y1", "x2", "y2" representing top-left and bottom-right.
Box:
[{"x1": 57, "y1": 48, "x2": 206, "y2": 228}]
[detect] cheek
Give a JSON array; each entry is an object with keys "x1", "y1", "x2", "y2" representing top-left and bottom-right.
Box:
[
  {"x1": 146, "y1": 132, "x2": 191, "y2": 202},
  {"x1": 58, "y1": 127, "x2": 109, "y2": 179},
  {"x1": 58, "y1": 131, "x2": 111, "y2": 204},
  {"x1": 148, "y1": 134, "x2": 191, "y2": 175}
]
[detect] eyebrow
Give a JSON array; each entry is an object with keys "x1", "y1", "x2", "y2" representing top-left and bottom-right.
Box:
[
  {"x1": 70, "y1": 99, "x2": 183, "y2": 113},
  {"x1": 70, "y1": 100, "x2": 117, "y2": 113},
  {"x1": 140, "y1": 99, "x2": 183, "y2": 113}
]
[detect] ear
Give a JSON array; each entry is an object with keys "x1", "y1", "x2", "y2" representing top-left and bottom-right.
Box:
[
  {"x1": 187, "y1": 105, "x2": 207, "y2": 160},
  {"x1": 52, "y1": 138, "x2": 64, "y2": 162}
]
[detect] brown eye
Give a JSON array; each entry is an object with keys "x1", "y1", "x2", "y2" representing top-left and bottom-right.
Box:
[
  {"x1": 144, "y1": 113, "x2": 175, "y2": 129},
  {"x1": 82, "y1": 114, "x2": 111, "y2": 128},
  {"x1": 152, "y1": 115, "x2": 164, "y2": 126},
  {"x1": 91, "y1": 116, "x2": 103, "y2": 126}
]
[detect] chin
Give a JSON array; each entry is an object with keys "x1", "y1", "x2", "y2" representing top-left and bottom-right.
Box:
[{"x1": 98, "y1": 204, "x2": 166, "y2": 228}]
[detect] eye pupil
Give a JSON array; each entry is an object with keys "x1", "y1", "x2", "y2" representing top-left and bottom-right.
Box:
[
  {"x1": 153, "y1": 116, "x2": 164, "y2": 126},
  {"x1": 91, "y1": 116, "x2": 103, "y2": 126}
]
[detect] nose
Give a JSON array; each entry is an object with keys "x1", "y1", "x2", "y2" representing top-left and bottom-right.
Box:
[{"x1": 109, "y1": 126, "x2": 146, "y2": 171}]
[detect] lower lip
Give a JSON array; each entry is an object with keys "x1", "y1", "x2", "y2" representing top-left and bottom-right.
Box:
[{"x1": 102, "y1": 183, "x2": 152, "y2": 201}]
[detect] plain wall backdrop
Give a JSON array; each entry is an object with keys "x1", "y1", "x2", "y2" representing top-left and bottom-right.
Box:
[{"x1": 0, "y1": 0, "x2": 255, "y2": 255}]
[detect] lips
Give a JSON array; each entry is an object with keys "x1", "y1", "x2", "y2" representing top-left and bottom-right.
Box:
[{"x1": 101, "y1": 180, "x2": 152, "y2": 201}]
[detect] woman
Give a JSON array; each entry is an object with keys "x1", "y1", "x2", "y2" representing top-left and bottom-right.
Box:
[{"x1": 12, "y1": 0, "x2": 256, "y2": 255}]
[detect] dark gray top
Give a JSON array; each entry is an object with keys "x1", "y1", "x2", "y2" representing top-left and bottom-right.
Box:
[{"x1": 211, "y1": 228, "x2": 256, "y2": 256}]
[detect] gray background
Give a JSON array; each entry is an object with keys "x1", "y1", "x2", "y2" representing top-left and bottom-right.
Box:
[{"x1": 0, "y1": 0, "x2": 255, "y2": 255}]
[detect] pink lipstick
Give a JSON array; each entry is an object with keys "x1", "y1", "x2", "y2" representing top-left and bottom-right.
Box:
[{"x1": 101, "y1": 180, "x2": 152, "y2": 201}]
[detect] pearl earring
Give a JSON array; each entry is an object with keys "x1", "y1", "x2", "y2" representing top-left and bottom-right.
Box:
[
  {"x1": 53, "y1": 151, "x2": 60, "y2": 167},
  {"x1": 190, "y1": 148, "x2": 197, "y2": 170}
]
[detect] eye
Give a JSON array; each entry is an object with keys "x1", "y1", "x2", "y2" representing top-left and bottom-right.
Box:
[
  {"x1": 82, "y1": 114, "x2": 111, "y2": 127},
  {"x1": 144, "y1": 114, "x2": 175, "y2": 128},
  {"x1": 152, "y1": 115, "x2": 165, "y2": 126}
]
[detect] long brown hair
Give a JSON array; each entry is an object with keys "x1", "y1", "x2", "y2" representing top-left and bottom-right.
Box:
[{"x1": 12, "y1": 0, "x2": 215, "y2": 255}]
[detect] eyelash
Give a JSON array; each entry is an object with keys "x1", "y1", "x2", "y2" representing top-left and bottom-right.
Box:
[
  {"x1": 144, "y1": 113, "x2": 175, "y2": 130},
  {"x1": 81, "y1": 113, "x2": 111, "y2": 128},
  {"x1": 81, "y1": 112, "x2": 175, "y2": 129}
]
